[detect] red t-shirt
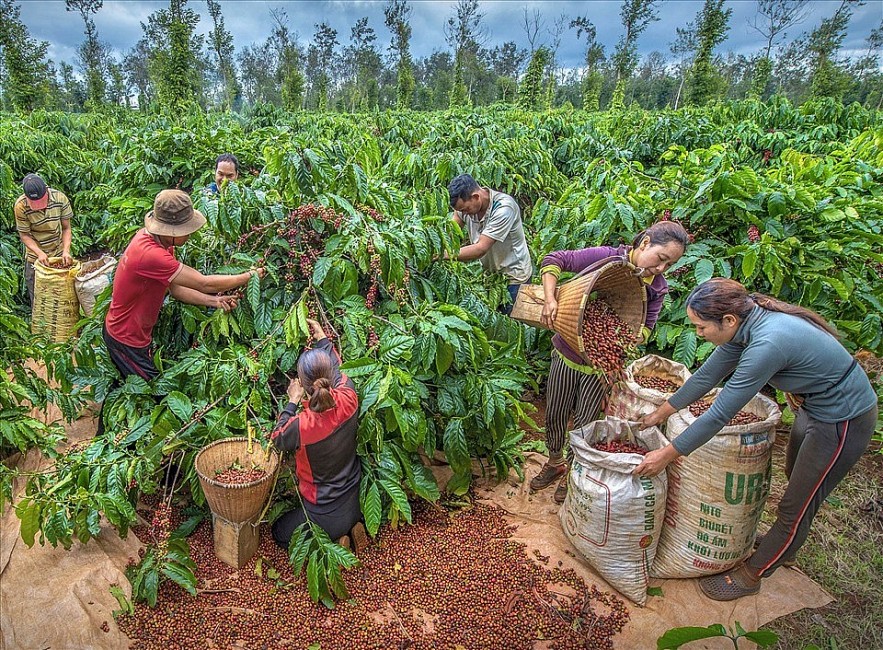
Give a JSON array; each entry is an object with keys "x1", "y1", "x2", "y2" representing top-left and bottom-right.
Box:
[{"x1": 105, "y1": 229, "x2": 182, "y2": 347}]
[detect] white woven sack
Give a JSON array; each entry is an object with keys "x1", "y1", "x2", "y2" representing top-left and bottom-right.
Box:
[
  {"x1": 606, "y1": 354, "x2": 692, "y2": 422},
  {"x1": 560, "y1": 417, "x2": 668, "y2": 606},
  {"x1": 75, "y1": 255, "x2": 116, "y2": 316},
  {"x1": 651, "y1": 390, "x2": 781, "y2": 579}
]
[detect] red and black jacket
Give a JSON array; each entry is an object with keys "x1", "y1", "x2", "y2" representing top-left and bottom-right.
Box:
[{"x1": 271, "y1": 338, "x2": 360, "y2": 512}]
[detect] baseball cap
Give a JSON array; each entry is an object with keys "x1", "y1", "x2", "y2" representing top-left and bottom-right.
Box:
[{"x1": 23, "y1": 174, "x2": 49, "y2": 210}]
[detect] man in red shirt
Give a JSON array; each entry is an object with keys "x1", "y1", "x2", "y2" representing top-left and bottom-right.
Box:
[{"x1": 98, "y1": 189, "x2": 264, "y2": 434}]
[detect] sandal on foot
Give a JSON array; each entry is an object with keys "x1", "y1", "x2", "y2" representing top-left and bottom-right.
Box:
[
  {"x1": 350, "y1": 522, "x2": 369, "y2": 555},
  {"x1": 530, "y1": 461, "x2": 567, "y2": 491},
  {"x1": 553, "y1": 474, "x2": 568, "y2": 504},
  {"x1": 336, "y1": 534, "x2": 351, "y2": 551},
  {"x1": 699, "y1": 565, "x2": 761, "y2": 601}
]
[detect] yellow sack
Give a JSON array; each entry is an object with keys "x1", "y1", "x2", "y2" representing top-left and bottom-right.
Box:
[{"x1": 32, "y1": 257, "x2": 82, "y2": 342}]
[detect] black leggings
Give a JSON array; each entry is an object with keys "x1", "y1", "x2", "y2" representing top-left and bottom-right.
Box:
[
  {"x1": 96, "y1": 327, "x2": 159, "y2": 437},
  {"x1": 272, "y1": 485, "x2": 362, "y2": 549}
]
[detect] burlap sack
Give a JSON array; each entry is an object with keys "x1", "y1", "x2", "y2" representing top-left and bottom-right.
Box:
[
  {"x1": 561, "y1": 418, "x2": 668, "y2": 605},
  {"x1": 651, "y1": 391, "x2": 781, "y2": 579},
  {"x1": 32, "y1": 257, "x2": 82, "y2": 342},
  {"x1": 75, "y1": 255, "x2": 116, "y2": 316},
  {"x1": 606, "y1": 354, "x2": 692, "y2": 422}
]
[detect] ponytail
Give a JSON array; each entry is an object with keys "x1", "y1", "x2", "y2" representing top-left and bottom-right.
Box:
[
  {"x1": 297, "y1": 349, "x2": 337, "y2": 413},
  {"x1": 308, "y1": 376, "x2": 336, "y2": 413},
  {"x1": 687, "y1": 278, "x2": 839, "y2": 338}
]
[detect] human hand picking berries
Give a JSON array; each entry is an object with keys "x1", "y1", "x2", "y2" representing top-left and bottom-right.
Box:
[
  {"x1": 287, "y1": 378, "x2": 305, "y2": 405},
  {"x1": 305, "y1": 318, "x2": 326, "y2": 340},
  {"x1": 214, "y1": 294, "x2": 239, "y2": 312}
]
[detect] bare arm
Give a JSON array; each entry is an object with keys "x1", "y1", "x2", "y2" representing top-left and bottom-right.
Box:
[
  {"x1": 168, "y1": 283, "x2": 238, "y2": 311},
  {"x1": 170, "y1": 264, "x2": 262, "y2": 294},
  {"x1": 457, "y1": 234, "x2": 495, "y2": 262},
  {"x1": 541, "y1": 271, "x2": 559, "y2": 327},
  {"x1": 17, "y1": 231, "x2": 48, "y2": 264},
  {"x1": 60, "y1": 219, "x2": 73, "y2": 265}
]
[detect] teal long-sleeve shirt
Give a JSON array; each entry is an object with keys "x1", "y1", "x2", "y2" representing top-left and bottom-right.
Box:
[{"x1": 668, "y1": 306, "x2": 877, "y2": 456}]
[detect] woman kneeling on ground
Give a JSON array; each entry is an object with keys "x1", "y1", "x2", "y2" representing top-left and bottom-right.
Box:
[
  {"x1": 635, "y1": 278, "x2": 878, "y2": 601},
  {"x1": 531, "y1": 220, "x2": 690, "y2": 503},
  {"x1": 270, "y1": 318, "x2": 367, "y2": 552}
]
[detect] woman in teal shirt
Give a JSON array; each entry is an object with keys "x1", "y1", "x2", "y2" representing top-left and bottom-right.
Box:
[{"x1": 637, "y1": 278, "x2": 877, "y2": 600}]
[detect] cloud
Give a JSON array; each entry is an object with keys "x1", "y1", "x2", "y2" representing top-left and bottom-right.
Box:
[{"x1": 17, "y1": 0, "x2": 881, "y2": 72}]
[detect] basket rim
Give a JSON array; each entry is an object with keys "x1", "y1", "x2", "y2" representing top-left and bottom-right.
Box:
[{"x1": 195, "y1": 436, "x2": 279, "y2": 490}]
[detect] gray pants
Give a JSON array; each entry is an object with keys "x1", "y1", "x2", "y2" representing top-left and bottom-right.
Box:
[
  {"x1": 24, "y1": 261, "x2": 35, "y2": 308},
  {"x1": 545, "y1": 350, "x2": 608, "y2": 458},
  {"x1": 748, "y1": 405, "x2": 878, "y2": 577}
]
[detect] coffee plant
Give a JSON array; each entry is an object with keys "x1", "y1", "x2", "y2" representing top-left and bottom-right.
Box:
[{"x1": 1, "y1": 97, "x2": 881, "y2": 610}]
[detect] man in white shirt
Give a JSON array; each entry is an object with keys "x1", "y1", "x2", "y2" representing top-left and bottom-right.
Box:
[{"x1": 448, "y1": 174, "x2": 533, "y2": 314}]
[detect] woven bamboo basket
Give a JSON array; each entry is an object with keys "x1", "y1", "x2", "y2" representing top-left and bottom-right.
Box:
[
  {"x1": 195, "y1": 437, "x2": 280, "y2": 524},
  {"x1": 512, "y1": 258, "x2": 647, "y2": 365},
  {"x1": 32, "y1": 257, "x2": 81, "y2": 342}
]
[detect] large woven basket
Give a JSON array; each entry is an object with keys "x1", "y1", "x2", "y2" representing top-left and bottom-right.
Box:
[
  {"x1": 32, "y1": 257, "x2": 81, "y2": 342},
  {"x1": 195, "y1": 437, "x2": 280, "y2": 524},
  {"x1": 512, "y1": 258, "x2": 647, "y2": 365}
]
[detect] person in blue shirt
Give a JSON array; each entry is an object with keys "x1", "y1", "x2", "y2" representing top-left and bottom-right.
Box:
[
  {"x1": 206, "y1": 153, "x2": 240, "y2": 195},
  {"x1": 637, "y1": 278, "x2": 877, "y2": 601}
]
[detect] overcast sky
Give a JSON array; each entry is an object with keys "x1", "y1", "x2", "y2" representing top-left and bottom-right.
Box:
[{"x1": 18, "y1": 0, "x2": 883, "y2": 70}]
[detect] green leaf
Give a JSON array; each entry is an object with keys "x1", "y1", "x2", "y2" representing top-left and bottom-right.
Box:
[
  {"x1": 646, "y1": 586, "x2": 664, "y2": 597},
  {"x1": 741, "y1": 248, "x2": 758, "y2": 280},
  {"x1": 312, "y1": 257, "x2": 333, "y2": 286},
  {"x1": 674, "y1": 329, "x2": 697, "y2": 368},
  {"x1": 17, "y1": 499, "x2": 40, "y2": 547},
  {"x1": 442, "y1": 418, "x2": 470, "y2": 473},
  {"x1": 435, "y1": 341, "x2": 454, "y2": 375},
  {"x1": 693, "y1": 259, "x2": 714, "y2": 285},
  {"x1": 379, "y1": 479, "x2": 412, "y2": 523},
  {"x1": 247, "y1": 272, "x2": 261, "y2": 313},
  {"x1": 162, "y1": 561, "x2": 198, "y2": 596},
  {"x1": 742, "y1": 630, "x2": 779, "y2": 647},
  {"x1": 362, "y1": 482, "x2": 382, "y2": 536},
  {"x1": 166, "y1": 391, "x2": 193, "y2": 422},
  {"x1": 657, "y1": 625, "x2": 728, "y2": 649}
]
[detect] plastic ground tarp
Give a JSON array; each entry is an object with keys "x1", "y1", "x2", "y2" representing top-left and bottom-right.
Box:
[{"x1": 2, "y1": 414, "x2": 831, "y2": 650}]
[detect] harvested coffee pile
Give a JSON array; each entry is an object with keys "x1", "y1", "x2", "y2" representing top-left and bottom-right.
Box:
[
  {"x1": 689, "y1": 399, "x2": 764, "y2": 425},
  {"x1": 580, "y1": 300, "x2": 640, "y2": 373},
  {"x1": 119, "y1": 501, "x2": 630, "y2": 649},
  {"x1": 633, "y1": 374, "x2": 681, "y2": 393},
  {"x1": 213, "y1": 467, "x2": 266, "y2": 484},
  {"x1": 43, "y1": 260, "x2": 73, "y2": 269},
  {"x1": 593, "y1": 440, "x2": 648, "y2": 455}
]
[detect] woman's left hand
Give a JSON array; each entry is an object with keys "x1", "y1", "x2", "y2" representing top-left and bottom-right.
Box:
[
  {"x1": 287, "y1": 378, "x2": 305, "y2": 404},
  {"x1": 633, "y1": 446, "x2": 680, "y2": 477}
]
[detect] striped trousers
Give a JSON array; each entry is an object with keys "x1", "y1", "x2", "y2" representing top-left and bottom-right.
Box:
[
  {"x1": 545, "y1": 350, "x2": 608, "y2": 459},
  {"x1": 749, "y1": 405, "x2": 877, "y2": 577}
]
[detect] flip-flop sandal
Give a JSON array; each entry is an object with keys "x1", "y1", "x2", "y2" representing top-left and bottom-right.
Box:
[{"x1": 699, "y1": 568, "x2": 761, "y2": 601}]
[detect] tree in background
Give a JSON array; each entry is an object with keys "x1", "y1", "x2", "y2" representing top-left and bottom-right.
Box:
[
  {"x1": 271, "y1": 9, "x2": 305, "y2": 111},
  {"x1": 517, "y1": 46, "x2": 551, "y2": 110},
  {"x1": 807, "y1": 0, "x2": 864, "y2": 100},
  {"x1": 384, "y1": 0, "x2": 414, "y2": 109},
  {"x1": 685, "y1": 0, "x2": 732, "y2": 106},
  {"x1": 445, "y1": 0, "x2": 485, "y2": 108},
  {"x1": 610, "y1": 0, "x2": 659, "y2": 109},
  {"x1": 206, "y1": 0, "x2": 241, "y2": 111},
  {"x1": 343, "y1": 17, "x2": 382, "y2": 111},
  {"x1": 571, "y1": 16, "x2": 605, "y2": 110},
  {"x1": 855, "y1": 20, "x2": 883, "y2": 109},
  {"x1": 670, "y1": 24, "x2": 696, "y2": 109},
  {"x1": 124, "y1": 39, "x2": 153, "y2": 110},
  {"x1": 65, "y1": 0, "x2": 106, "y2": 108},
  {"x1": 747, "y1": 0, "x2": 809, "y2": 99},
  {"x1": 142, "y1": 0, "x2": 205, "y2": 109},
  {"x1": 57, "y1": 61, "x2": 86, "y2": 111},
  {"x1": 488, "y1": 41, "x2": 526, "y2": 103},
  {"x1": 0, "y1": 0, "x2": 53, "y2": 111},
  {"x1": 308, "y1": 22, "x2": 338, "y2": 110}
]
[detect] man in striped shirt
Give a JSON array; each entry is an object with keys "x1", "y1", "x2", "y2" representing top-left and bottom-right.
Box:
[{"x1": 13, "y1": 174, "x2": 73, "y2": 306}]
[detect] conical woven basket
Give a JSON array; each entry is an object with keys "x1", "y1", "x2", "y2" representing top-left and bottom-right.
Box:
[
  {"x1": 195, "y1": 437, "x2": 280, "y2": 524},
  {"x1": 552, "y1": 259, "x2": 647, "y2": 364}
]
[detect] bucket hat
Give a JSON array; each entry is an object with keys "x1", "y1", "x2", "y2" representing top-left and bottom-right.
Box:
[{"x1": 144, "y1": 189, "x2": 206, "y2": 237}]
